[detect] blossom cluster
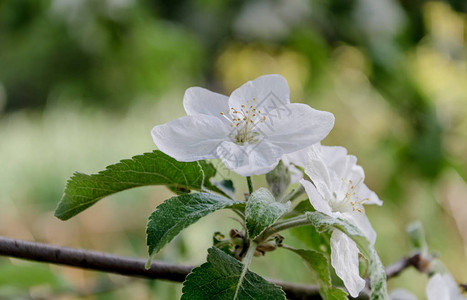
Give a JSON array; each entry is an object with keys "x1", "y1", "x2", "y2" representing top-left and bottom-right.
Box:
[{"x1": 150, "y1": 74, "x2": 458, "y2": 297}]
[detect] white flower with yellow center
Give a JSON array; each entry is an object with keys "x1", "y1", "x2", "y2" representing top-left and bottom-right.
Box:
[
  {"x1": 151, "y1": 74, "x2": 335, "y2": 176},
  {"x1": 299, "y1": 143, "x2": 382, "y2": 297}
]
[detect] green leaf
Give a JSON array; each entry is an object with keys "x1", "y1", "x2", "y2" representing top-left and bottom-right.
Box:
[
  {"x1": 290, "y1": 224, "x2": 329, "y2": 252},
  {"x1": 246, "y1": 188, "x2": 290, "y2": 239},
  {"x1": 182, "y1": 247, "x2": 285, "y2": 300},
  {"x1": 146, "y1": 193, "x2": 242, "y2": 264},
  {"x1": 285, "y1": 247, "x2": 348, "y2": 300},
  {"x1": 326, "y1": 288, "x2": 350, "y2": 299},
  {"x1": 306, "y1": 212, "x2": 390, "y2": 300},
  {"x1": 55, "y1": 150, "x2": 222, "y2": 220}
]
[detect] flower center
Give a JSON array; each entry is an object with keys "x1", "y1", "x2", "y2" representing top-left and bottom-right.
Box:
[
  {"x1": 330, "y1": 178, "x2": 369, "y2": 213},
  {"x1": 220, "y1": 98, "x2": 266, "y2": 144}
]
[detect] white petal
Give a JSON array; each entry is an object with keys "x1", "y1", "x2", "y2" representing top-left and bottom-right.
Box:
[
  {"x1": 152, "y1": 115, "x2": 229, "y2": 162},
  {"x1": 260, "y1": 103, "x2": 335, "y2": 153},
  {"x1": 308, "y1": 144, "x2": 354, "y2": 200},
  {"x1": 426, "y1": 274, "x2": 451, "y2": 300},
  {"x1": 390, "y1": 289, "x2": 418, "y2": 300},
  {"x1": 357, "y1": 183, "x2": 383, "y2": 206},
  {"x1": 341, "y1": 212, "x2": 377, "y2": 245},
  {"x1": 288, "y1": 165, "x2": 304, "y2": 183},
  {"x1": 334, "y1": 154, "x2": 358, "y2": 184},
  {"x1": 282, "y1": 147, "x2": 309, "y2": 169},
  {"x1": 282, "y1": 147, "x2": 310, "y2": 182},
  {"x1": 216, "y1": 140, "x2": 282, "y2": 176},
  {"x1": 299, "y1": 179, "x2": 333, "y2": 216},
  {"x1": 183, "y1": 87, "x2": 230, "y2": 123},
  {"x1": 330, "y1": 230, "x2": 366, "y2": 298},
  {"x1": 319, "y1": 145, "x2": 348, "y2": 171},
  {"x1": 229, "y1": 74, "x2": 290, "y2": 111},
  {"x1": 436, "y1": 273, "x2": 463, "y2": 300},
  {"x1": 305, "y1": 144, "x2": 333, "y2": 200}
]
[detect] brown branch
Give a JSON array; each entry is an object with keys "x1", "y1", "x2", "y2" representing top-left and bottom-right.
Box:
[
  {"x1": 0, "y1": 237, "x2": 321, "y2": 299},
  {"x1": 0, "y1": 237, "x2": 426, "y2": 299},
  {"x1": 0, "y1": 236, "x2": 192, "y2": 282},
  {"x1": 385, "y1": 252, "x2": 431, "y2": 279}
]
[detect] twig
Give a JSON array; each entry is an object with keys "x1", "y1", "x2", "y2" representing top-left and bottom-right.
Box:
[
  {"x1": 0, "y1": 237, "x2": 321, "y2": 299},
  {"x1": 460, "y1": 283, "x2": 467, "y2": 292},
  {"x1": 385, "y1": 252, "x2": 431, "y2": 279}
]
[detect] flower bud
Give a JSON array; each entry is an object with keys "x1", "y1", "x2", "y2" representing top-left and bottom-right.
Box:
[{"x1": 266, "y1": 160, "x2": 291, "y2": 198}]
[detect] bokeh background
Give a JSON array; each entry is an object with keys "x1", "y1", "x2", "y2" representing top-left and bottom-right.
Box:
[{"x1": 1, "y1": 0, "x2": 467, "y2": 299}]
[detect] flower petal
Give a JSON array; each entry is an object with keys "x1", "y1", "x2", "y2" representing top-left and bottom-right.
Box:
[
  {"x1": 442, "y1": 273, "x2": 463, "y2": 298},
  {"x1": 357, "y1": 183, "x2": 383, "y2": 206},
  {"x1": 229, "y1": 74, "x2": 290, "y2": 111},
  {"x1": 152, "y1": 115, "x2": 229, "y2": 161},
  {"x1": 330, "y1": 230, "x2": 366, "y2": 298},
  {"x1": 216, "y1": 140, "x2": 283, "y2": 176},
  {"x1": 426, "y1": 274, "x2": 451, "y2": 300},
  {"x1": 319, "y1": 145, "x2": 349, "y2": 171},
  {"x1": 299, "y1": 179, "x2": 333, "y2": 216},
  {"x1": 282, "y1": 147, "x2": 309, "y2": 167},
  {"x1": 341, "y1": 212, "x2": 377, "y2": 244},
  {"x1": 305, "y1": 144, "x2": 333, "y2": 200},
  {"x1": 183, "y1": 87, "x2": 230, "y2": 122},
  {"x1": 331, "y1": 151, "x2": 355, "y2": 180},
  {"x1": 260, "y1": 103, "x2": 335, "y2": 153},
  {"x1": 282, "y1": 147, "x2": 309, "y2": 182}
]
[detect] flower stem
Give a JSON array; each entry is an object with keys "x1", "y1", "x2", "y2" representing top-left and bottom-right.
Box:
[
  {"x1": 254, "y1": 215, "x2": 310, "y2": 243},
  {"x1": 288, "y1": 185, "x2": 305, "y2": 202},
  {"x1": 246, "y1": 176, "x2": 254, "y2": 195},
  {"x1": 279, "y1": 185, "x2": 305, "y2": 203}
]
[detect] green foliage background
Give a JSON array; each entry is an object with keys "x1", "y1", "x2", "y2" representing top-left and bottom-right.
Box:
[{"x1": 0, "y1": 0, "x2": 466, "y2": 299}]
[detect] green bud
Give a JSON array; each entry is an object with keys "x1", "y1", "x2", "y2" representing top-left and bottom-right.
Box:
[
  {"x1": 266, "y1": 161, "x2": 291, "y2": 198},
  {"x1": 407, "y1": 221, "x2": 428, "y2": 255}
]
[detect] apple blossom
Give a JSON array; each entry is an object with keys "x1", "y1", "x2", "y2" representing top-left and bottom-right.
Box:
[
  {"x1": 299, "y1": 143, "x2": 382, "y2": 297},
  {"x1": 151, "y1": 74, "x2": 334, "y2": 176}
]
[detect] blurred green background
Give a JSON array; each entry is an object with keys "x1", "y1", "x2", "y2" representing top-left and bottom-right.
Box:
[{"x1": 1, "y1": 0, "x2": 467, "y2": 299}]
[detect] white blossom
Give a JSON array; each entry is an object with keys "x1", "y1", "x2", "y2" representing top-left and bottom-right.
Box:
[
  {"x1": 152, "y1": 74, "x2": 334, "y2": 176},
  {"x1": 300, "y1": 143, "x2": 382, "y2": 297}
]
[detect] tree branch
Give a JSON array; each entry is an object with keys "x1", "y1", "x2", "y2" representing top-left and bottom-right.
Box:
[
  {"x1": 0, "y1": 237, "x2": 425, "y2": 299},
  {"x1": 0, "y1": 236, "x2": 192, "y2": 282},
  {"x1": 0, "y1": 237, "x2": 321, "y2": 299}
]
